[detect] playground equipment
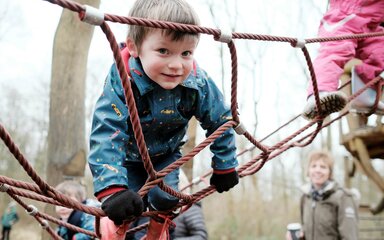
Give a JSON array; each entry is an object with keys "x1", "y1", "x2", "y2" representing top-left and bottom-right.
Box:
[{"x1": 340, "y1": 59, "x2": 384, "y2": 214}]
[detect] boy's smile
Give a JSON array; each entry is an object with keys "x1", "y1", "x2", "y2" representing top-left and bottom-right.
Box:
[{"x1": 127, "y1": 30, "x2": 199, "y2": 90}]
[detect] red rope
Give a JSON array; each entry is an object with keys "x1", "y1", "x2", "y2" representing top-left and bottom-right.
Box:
[{"x1": 1, "y1": 0, "x2": 382, "y2": 238}]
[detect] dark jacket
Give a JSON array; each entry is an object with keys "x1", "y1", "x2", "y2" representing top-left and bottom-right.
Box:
[
  {"x1": 300, "y1": 181, "x2": 358, "y2": 240},
  {"x1": 173, "y1": 203, "x2": 207, "y2": 240}
]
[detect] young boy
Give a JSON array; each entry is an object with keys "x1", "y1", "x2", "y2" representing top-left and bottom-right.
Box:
[
  {"x1": 55, "y1": 181, "x2": 98, "y2": 240},
  {"x1": 88, "y1": 0, "x2": 239, "y2": 238}
]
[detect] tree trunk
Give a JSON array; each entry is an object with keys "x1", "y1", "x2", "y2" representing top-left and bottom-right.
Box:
[
  {"x1": 44, "y1": 0, "x2": 100, "y2": 239},
  {"x1": 47, "y1": 0, "x2": 100, "y2": 185},
  {"x1": 181, "y1": 117, "x2": 197, "y2": 182}
]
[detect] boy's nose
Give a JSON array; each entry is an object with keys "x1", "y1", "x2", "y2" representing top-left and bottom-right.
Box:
[{"x1": 168, "y1": 58, "x2": 182, "y2": 69}]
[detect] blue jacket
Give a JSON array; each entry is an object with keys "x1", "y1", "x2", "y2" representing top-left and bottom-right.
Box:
[
  {"x1": 56, "y1": 200, "x2": 97, "y2": 240},
  {"x1": 88, "y1": 56, "x2": 238, "y2": 194},
  {"x1": 1, "y1": 206, "x2": 18, "y2": 228}
]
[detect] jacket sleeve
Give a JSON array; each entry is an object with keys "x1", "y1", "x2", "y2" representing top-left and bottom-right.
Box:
[
  {"x1": 88, "y1": 64, "x2": 130, "y2": 195},
  {"x1": 174, "y1": 204, "x2": 208, "y2": 240},
  {"x1": 11, "y1": 212, "x2": 18, "y2": 225},
  {"x1": 194, "y1": 70, "x2": 238, "y2": 170},
  {"x1": 338, "y1": 190, "x2": 359, "y2": 240}
]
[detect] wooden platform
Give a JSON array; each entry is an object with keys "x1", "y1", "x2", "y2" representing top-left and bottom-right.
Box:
[
  {"x1": 341, "y1": 124, "x2": 384, "y2": 159},
  {"x1": 339, "y1": 58, "x2": 384, "y2": 214}
]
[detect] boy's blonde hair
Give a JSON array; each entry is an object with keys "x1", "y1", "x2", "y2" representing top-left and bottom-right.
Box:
[
  {"x1": 127, "y1": 0, "x2": 200, "y2": 48},
  {"x1": 307, "y1": 150, "x2": 334, "y2": 180},
  {"x1": 55, "y1": 180, "x2": 86, "y2": 202}
]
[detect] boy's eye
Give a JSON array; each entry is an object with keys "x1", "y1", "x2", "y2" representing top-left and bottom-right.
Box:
[
  {"x1": 158, "y1": 48, "x2": 168, "y2": 54},
  {"x1": 182, "y1": 51, "x2": 192, "y2": 57}
]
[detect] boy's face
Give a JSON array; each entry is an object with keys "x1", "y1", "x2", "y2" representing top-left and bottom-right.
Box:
[{"x1": 128, "y1": 30, "x2": 198, "y2": 90}]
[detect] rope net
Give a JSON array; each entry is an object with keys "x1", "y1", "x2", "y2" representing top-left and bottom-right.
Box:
[{"x1": 0, "y1": 0, "x2": 383, "y2": 239}]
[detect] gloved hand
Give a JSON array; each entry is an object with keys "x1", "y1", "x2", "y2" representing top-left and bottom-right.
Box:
[
  {"x1": 101, "y1": 189, "x2": 144, "y2": 225},
  {"x1": 210, "y1": 168, "x2": 239, "y2": 193}
]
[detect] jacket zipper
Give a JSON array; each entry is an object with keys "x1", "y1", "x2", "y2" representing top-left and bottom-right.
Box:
[{"x1": 311, "y1": 200, "x2": 316, "y2": 240}]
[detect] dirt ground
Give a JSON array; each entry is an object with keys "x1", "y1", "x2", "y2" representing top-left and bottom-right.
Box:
[{"x1": 9, "y1": 222, "x2": 42, "y2": 240}]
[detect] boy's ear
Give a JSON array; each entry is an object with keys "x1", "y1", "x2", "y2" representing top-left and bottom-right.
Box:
[{"x1": 127, "y1": 38, "x2": 139, "y2": 58}]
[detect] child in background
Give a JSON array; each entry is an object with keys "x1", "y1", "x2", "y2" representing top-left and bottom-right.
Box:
[
  {"x1": 55, "y1": 180, "x2": 98, "y2": 240},
  {"x1": 1, "y1": 201, "x2": 19, "y2": 240},
  {"x1": 172, "y1": 169, "x2": 208, "y2": 240},
  {"x1": 88, "y1": 0, "x2": 239, "y2": 239},
  {"x1": 302, "y1": 0, "x2": 384, "y2": 120}
]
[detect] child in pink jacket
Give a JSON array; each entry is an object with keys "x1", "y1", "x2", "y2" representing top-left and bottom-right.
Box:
[{"x1": 303, "y1": 0, "x2": 384, "y2": 120}]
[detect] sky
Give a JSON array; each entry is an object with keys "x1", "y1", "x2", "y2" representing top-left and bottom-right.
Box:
[{"x1": 2, "y1": 0, "x2": 382, "y2": 193}]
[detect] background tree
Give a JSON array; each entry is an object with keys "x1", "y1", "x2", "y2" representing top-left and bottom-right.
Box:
[
  {"x1": 46, "y1": 0, "x2": 100, "y2": 187},
  {"x1": 44, "y1": 1, "x2": 100, "y2": 238},
  {"x1": 181, "y1": 118, "x2": 198, "y2": 182}
]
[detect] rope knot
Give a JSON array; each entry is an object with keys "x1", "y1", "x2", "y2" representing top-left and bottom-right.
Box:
[
  {"x1": 215, "y1": 28, "x2": 232, "y2": 43},
  {"x1": 41, "y1": 220, "x2": 49, "y2": 229},
  {"x1": 291, "y1": 38, "x2": 306, "y2": 49},
  {"x1": 26, "y1": 205, "x2": 39, "y2": 216},
  {"x1": 234, "y1": 122, "x2": 246, "y2": 135},
  {"x1": 79, "y1": 5, "x2": 104, "y2": 25},
  {"x1": 260, "y1": 150, "x2": 271, "y2": 160},
  {"x1": 0, "y1": 183, "x2": 9, "y2": 192}
]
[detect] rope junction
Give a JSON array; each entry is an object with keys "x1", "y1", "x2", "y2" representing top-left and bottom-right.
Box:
[{"x1": 0, "y1": 0, "x2": 383, "y2": 239}]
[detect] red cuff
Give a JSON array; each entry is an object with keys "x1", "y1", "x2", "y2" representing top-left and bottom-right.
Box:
[
  {"x1": 96, "y1": 186, "x2": 127, "y2": 201},
  {"x1": 213, "y1": 168, "x2": 235, "y2": 174}
]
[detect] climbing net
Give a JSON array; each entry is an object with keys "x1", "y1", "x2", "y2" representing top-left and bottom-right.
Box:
[{"x1": 1, "y1": 0, "x2": 384, "y2": 239}]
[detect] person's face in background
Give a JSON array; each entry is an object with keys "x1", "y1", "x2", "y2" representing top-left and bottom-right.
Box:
[
  {"x1": 55, "y1": 205, "x2": 73, "y2": 220},
  {"x1": 308, "y1": 158, "x2": 331, "y2": 189},
  {"x1": 55, "y1": 193, "x2": 78, "y2": 220}
]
